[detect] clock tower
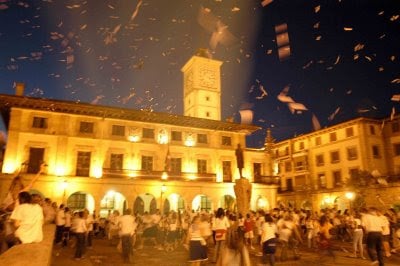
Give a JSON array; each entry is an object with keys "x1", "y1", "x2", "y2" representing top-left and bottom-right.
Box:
[{"x1": 181, "y1": 49, "x2": 223, "y2": 120}]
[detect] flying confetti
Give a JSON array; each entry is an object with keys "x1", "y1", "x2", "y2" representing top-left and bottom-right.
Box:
[{"x1": 275, "y1": 23, "x2": 290, "y2": 61}]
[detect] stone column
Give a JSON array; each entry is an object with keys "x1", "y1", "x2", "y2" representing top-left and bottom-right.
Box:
[{"x1": 234, "y1": 178, "x2": 252, "y2": 216}]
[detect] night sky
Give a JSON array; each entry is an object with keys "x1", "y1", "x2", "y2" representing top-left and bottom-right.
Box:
[{"x1": 0, "y1": 0, "x2": 399, "y2": 147}]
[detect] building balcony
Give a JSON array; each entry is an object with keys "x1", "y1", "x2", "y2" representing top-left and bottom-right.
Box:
[
  {"x1": 294, "y1": 165, "x2": 309, "y2": 172},
  {"x1": 253, "y1": 175, "x2": 280, "y2": 185},
  {"x1": 102, "y1": 168, "x2": 216, "y2": 182}
]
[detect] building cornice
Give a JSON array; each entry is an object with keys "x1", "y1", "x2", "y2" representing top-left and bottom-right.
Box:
[{"x1": 0, "y1": 94, "x2": 260, "y2": 134}]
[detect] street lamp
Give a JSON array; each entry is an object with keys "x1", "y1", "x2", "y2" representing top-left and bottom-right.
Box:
[
  {"x1": 160, "y1": 184, "x2": 167, "y2": 214},
  {"x1": 61, "y1": 179, "x2": 68, "y2": 203}
]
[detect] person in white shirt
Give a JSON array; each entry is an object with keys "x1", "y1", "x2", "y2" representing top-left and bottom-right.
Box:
[
  {"x1": 261, "y1": 214, "x2": 278, "y2": 266},
  {"x1": 63, "y1": 207, "x2": 72, "y2": 247},
  {"x1": 54, "y1": 204, "x2": 65, "y2": 244},
  {"x1": 351, "y1": 213, "x2": 366, "y2": 259},
  {"x1": 10, "y1": 192, "x2": 43, "y2": 244},
  {"x1": 74, "y1": 211, "x2": 87, "y2": 260},
  {"x1": 212, "y1": 208, "x2": 230, "y2": 263},
  {"x1": 118, "y1": 208, "x2": 137, "y2": 263},
  {"x1": 84, "y1": 209, "x2": 94, "y2": 248},
  {"x1": 361, "y1": 207, "x2": 385, "y2": 266}
]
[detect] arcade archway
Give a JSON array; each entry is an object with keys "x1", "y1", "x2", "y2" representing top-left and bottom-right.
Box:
[
  {"x1": 133, "y1": 193, "x2": 157, "y2": 215},
  {"x1": 67, "y1": 191, "x2": 95, "y2": 213},
  {"x1": 192, "y1": 194, "x2": 212, "y2": 212},
  {"x1": 100, "y1": 190, "x2": 126, "y2": 217}
]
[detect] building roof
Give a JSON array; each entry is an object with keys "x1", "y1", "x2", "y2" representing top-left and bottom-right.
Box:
[{"x1": 0, "y1": 94, "x2": 261, "y2": 134}]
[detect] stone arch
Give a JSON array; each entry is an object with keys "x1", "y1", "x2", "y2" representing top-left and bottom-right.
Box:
[
  {"x1": 29, "y1": 189, "x2": 44, "y2": 198},
  {"x1": 134, "y1": 193, "x2": 157, "y2": 215},
  {"x1": 67, "y1": 191, "x2": 95, "y2": 213},
  {"x1": 166, "y1": 193, "x2": 185, "y2": 212},
  {"x1": 99, "y1": 190, "x2": 127, "y2": 217},
  {"x1": 192, "y1": 194, "x2": 212, "y2": 212}
]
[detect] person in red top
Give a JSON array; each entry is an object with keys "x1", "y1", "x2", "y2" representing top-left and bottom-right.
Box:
[{"x1": 244, "y1": 213, "x2": 255, "y2": 250}]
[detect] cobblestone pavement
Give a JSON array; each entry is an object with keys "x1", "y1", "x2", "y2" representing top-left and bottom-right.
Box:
[{"x1": 51, "y1": 237, "x2": 400, "y2": 266}]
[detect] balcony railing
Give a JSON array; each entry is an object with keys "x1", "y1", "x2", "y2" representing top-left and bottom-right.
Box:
[
  {"x1": 102, "y1": 168, "x2": 216, "y2": 182},
  {"x1": 253, "y1": 175, "x2": 280, "y2": 185}
]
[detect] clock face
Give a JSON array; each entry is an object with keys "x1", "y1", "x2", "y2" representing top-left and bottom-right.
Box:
[{"x1": 199, "y1": 68, "x2": 216, "y2": 88}]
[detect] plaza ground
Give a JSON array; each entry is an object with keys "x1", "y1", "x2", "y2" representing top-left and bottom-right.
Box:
[{"x1": 51, "y1": 237, "x2": 400, "y2": 266}]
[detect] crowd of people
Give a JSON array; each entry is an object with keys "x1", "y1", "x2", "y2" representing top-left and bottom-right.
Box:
[
  {"x1": 2, "y1": 190, "x2": 400, "y2": 265},
  {"x1": 1, "y1": 165, "x2": 400, "y2": 265}
]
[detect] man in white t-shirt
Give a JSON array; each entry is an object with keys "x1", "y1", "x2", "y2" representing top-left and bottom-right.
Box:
[
  {"x1": 118, "y1": 209, "x2": 137, "y2": 263},
  {"x1": 10, "y1": 192, "x2": 44, "y2": 244}
]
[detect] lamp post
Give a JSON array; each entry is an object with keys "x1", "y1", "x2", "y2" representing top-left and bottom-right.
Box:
[
  {"x1": 61, "y1": 179, "x2": 68, "y2": 204},
  {"x1": 160, "y1": 184, "x2": 167, "y2": 214}
]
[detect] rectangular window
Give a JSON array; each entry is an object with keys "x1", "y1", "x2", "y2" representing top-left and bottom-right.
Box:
[
  {"x1": 345, "y1": 127, "x2": 354, "y2": 137},
  {"x1": 170, "y1": 158, "x2": 182, "y2": 173},
  {"x1": 171, "y1": 131, "x2": 182, "y2": 141},
  {"x1": 392, "y1": 122, "x2": 400, "y2": 133},
  {"x1": 141, "y1": 155, "x2": 153, "y2": 171},
  {"x1": 349, "y1": 168, "x2": 359, "y2": 179},
  {"x1": 79, "y1": 121, "x2": 94, "y2": 134},
  {"x1": 394, "y1": 143, "x2": 400, "y2": 156},
  {"x1": 110, "y1": 153, "x2": 123, "y2": 170},
  {"x1": 197, "y1": 159, "x2": 207, "y2": 174},
  {"x1": 253, "y1": 163, "x2": 262, "y2": 177},
  {"x1": 76, "y1": 151, "x2": 91, "y2": 176},
  {"x1": 330, "y1": 132, "x2": 337, "y2": 142},
  {"x1": 370, "y1": 125, "x2": 376, "y2": 135},
  {"x1": 286, "y1": 179, "x2": 293, "y2": 192},
  {"x1": 285, "y1": 161, "x2": 292, "y2": 172},
  {"x1": 27, "y1": 147, "x2": 44, "y2": 174},
  {"x1": 318, "y1": 173, "x2": 326, "y2": 188},
  {"x1": 330, "y1": 151, "x2": 340, "y2": 163},
  {"x1": 285, "y1": 147, "x2": 289, "y2": 155},
  {"x1": 347, "y1": 147, "x2": 358, "y2": 160},
  {"x1": 333, "y1": 170, "x2": 342, "y2": 187},
  {"x1": 223, "y1": 161, "x2": 232, "y2": 182},
  {"x1": 315, "y1": 137, "x2": 321, "y2": 146},
  {"x1": 112, "y1": 125, "x2": 125, "y2": 136},
  {"x1": 32, "y1": 116, "x2": 48, "y2": 129},
  {"x1": 221, "y1": 136, "x2": 232, "y2": 146},
  {"x1": 372, "y1": 145, "x2": 380, "y2": 158},
  {"x1": 295, "y1": 161, "x2": 305, "y2": 171},
  {"x1": 299, "y1": 142, "x2": 304, "y2": 150},
  {"x1": 315, "y1": 154, "x2": 324, "y2": 166},
  {"x1": 197, "y1": 134, "x2": 208, "y2": 144},
  {"x1": 142, "y1": 128, "x2": 155, "y2": 139}
]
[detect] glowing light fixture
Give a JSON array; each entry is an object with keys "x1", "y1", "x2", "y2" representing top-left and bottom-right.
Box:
[
  {"x1": 345, "y1": 192, "x2": 355, "y2": 200},
  {"x1": 55, "y1": 165, "x2": 66, "y2": 176},
  {"x1": 92, "y1": 166, "x2": 103, "y2": 178},
  {"x1": 61, "y1": 180, "x2": 69, "y2": 190},
  {"x1": 161, "y1": 171, "x2": 168, "y2": 180},
  {"x1": 185, "y1": 133, "x2": 195, "y2": 147},
  {"x1": 158, "y1": 129, "x2": 169, "y2": 144},
  {"x1": 2, "y1": 160, "x2": 17, "y2": 174}
]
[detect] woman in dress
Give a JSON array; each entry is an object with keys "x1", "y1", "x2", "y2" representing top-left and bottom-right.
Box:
[
  {"x1": 187, "y1": 215, "x2": 208, "y2": 266},
  {"x1": 212, "y1": 208, "x2": 230, "y2": 263}
]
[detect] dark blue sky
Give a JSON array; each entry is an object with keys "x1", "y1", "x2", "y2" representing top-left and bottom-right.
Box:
[{"x1": 0, "y1": 0, "x2": 399, "y2": 147}]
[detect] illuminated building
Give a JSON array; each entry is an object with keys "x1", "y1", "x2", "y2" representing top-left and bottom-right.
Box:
[
  {"x1": 0, "y1": 51, "x2": 278, "y2": 216},
  {"x1": 273, "y1": 116, "x2": 400, "y2": 210}
]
